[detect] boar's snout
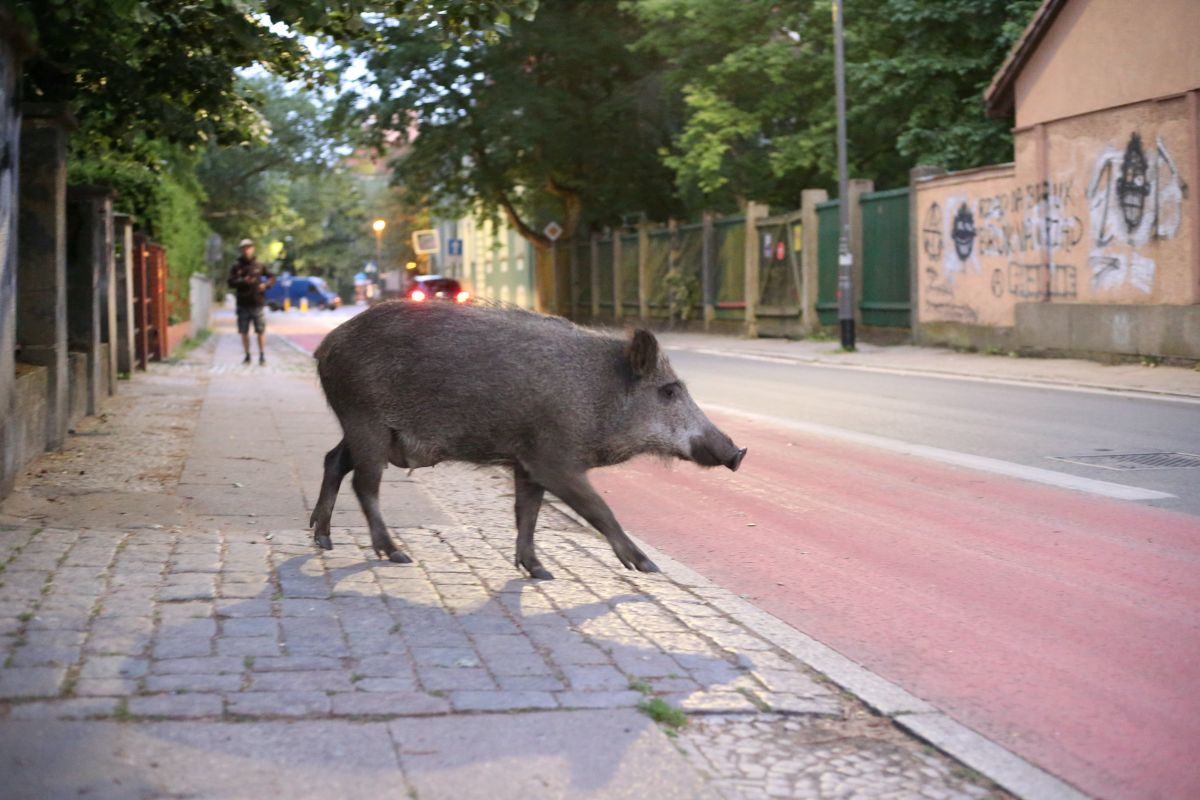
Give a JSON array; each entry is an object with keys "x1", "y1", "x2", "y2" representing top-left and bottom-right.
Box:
[{"x1": 689, "y1": 428, "x2": 747, "y2": 472}]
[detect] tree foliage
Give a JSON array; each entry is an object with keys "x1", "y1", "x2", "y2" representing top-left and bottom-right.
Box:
[
  {"x1": 348, "y1": 0, "x2": 680, "y2": 244},
  {"x1": 626, "y1": 0, "x2": 1041, "y2": 208}
]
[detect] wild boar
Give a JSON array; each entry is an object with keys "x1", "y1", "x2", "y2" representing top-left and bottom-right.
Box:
[{"x1": 310, "y1": 301, "x2": 746, "y2": 579}]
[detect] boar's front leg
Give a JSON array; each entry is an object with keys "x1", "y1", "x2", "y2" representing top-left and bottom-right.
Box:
[
  {"x1": 345, "y1": 428, "x2": 412, "y2": 564},
  {"x1": 540, "y1": 472, "x2": 659, "y2": 573},
  {"x1": 513, "y1": 464, "x2": 553, "y2": 580},
  {"x1": 310, "y1": 440, "x2": 352, "y2": 551}
]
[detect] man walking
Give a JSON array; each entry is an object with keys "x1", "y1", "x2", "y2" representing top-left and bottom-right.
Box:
[{"x1": 227, "y1": 239, "x2": 275, "y2": 365}]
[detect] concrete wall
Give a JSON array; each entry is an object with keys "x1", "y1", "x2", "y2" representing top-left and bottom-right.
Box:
[
  {"x1": 1014, "y1": 0, "x2": 1200, "y2": 129},
  {"x1": 0, "y1": 21, "x2": 24, "y2": 494},
  {"x1": 67, "y1": 352, "x2": 88, "y2": 431},
  {"x1": 914, "y1": 91, "x2": 1198, "y2": 357},
  {"x1": 9, "y1": 366, "x2": 49, "y2": 479}
]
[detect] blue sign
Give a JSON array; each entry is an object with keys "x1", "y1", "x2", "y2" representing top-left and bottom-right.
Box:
[{"x1": 447, "y1": 238, "x2": 463, "y2": 256}]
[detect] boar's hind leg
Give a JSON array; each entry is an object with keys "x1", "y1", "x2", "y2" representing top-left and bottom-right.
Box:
[
  {"x1": 540, "y1": 473, "x2": 659, "y2": 574},
  {"x1": 346, "y1": 430, "x2": 412, "y2": 564},
  {"x1": 513, "y1": 464, "x2": 553, "y2": 580},
  {"x1": 310, "y1": 440, "x2": 352, "y2": 551}
]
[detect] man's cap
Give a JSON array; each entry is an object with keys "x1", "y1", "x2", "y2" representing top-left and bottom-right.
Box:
[{"x1": 238, "y1": 238, "x2": 254, "y2": 248}]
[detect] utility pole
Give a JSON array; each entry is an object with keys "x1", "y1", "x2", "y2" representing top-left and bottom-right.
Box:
[{"x1": 833, "y1": 0, "x2": 855, "y2": 350}]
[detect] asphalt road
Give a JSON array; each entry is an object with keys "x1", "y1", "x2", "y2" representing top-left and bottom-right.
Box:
[
  {"x1": 273, "y1": 305, "x2": 1200, "y2": 799},
  {"x1": 663, "y1": 347, "x2": 1200, "y2": 516}
]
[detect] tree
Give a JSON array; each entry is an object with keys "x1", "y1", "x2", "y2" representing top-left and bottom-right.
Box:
[
  {"x1": 626, "y1": 0, "x2": 1041, "y2": 207},
  {"x1": 347, "y1": 0, "x2": 681, "y2": 311}
]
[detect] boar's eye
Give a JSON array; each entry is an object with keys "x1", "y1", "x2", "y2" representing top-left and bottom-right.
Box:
[{"x1": 658, "y1": 382, "x2": 682, "y2": 402}]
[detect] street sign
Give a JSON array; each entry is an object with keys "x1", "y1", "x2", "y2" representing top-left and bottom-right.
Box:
[
  {"x1": 412, "y1": 229, "x2": 440, "y2": 254},
  {"x1": 543, "y1": 221, "x2": 563, "y2": 242},
  {"x1": 447, "y1": 238, "x2": 463, "y2": 256}
]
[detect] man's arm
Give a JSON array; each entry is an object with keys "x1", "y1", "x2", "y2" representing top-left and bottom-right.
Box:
[
  {"x1": 227, "y1": 264, "x2": 242, "y2": 289},
  {"x1": 262, "y1": 266, "x2": 276, "y2": 290}
]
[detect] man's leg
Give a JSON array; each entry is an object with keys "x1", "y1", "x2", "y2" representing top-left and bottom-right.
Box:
[
  {"x1": 255, "y1": 310, "x2": 267, "y2": 364},
  {"x1": 237, "y1": 308, "x2": 252, "y2": 363}
]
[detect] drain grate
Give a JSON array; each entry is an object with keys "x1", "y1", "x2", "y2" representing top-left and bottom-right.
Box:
[{"x1": 1048, "y1": 452, "x2": 1200, "y2": 471}]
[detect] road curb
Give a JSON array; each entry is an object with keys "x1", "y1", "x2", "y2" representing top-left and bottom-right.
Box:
[{"x1": 549, "y1": 499, "x2": 1091, "y2": 800}]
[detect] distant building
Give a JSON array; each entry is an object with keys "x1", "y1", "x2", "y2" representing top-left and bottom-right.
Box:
[{"x1": 433, "y1": 213, "x2": 535, "y2": 309}]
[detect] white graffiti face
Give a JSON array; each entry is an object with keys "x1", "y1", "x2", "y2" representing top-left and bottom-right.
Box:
[{"x1": 1087, "y1": 133, "x2": 1185, "y2": 294}]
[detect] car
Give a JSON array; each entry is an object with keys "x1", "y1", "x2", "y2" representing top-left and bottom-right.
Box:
[
  {"x1": 265, "y1": 275, "x2": 341, "y2": 311},
  {"x1": 405, "y1": 275, "x2": 471, "y2": 303}
]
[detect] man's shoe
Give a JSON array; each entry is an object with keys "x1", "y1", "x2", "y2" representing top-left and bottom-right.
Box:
[
  {"x1": 259, "y1": 354, "x2": 266, "y2": 366},
  {"x1": 242, "y1": 353, "x2": 251, "y2": 365}
]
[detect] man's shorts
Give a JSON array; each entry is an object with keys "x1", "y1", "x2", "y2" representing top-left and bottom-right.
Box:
[{"x1": 237, "y1": 306, "x2": 266, "y2": 335}]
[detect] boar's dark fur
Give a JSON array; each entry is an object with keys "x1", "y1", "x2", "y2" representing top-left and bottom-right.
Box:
[{"x1": 310, "y1": 300, "x2": 746, "y2": 579}]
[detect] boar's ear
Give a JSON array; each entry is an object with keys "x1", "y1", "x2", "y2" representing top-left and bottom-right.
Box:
[{"x1": 628, "y1": 329, "x2": 659, "y2": 377}]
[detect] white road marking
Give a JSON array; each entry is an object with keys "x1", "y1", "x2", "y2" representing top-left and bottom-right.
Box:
[
  {"x1": 670, "y1": 346, "x2": 1200, "y2": 406},
  {"x1": 703, "y1": 403, "x2": 1176, "y2": 502}
]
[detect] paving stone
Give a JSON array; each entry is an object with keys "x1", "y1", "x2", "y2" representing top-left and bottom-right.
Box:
[
  {"x1": 252, "y1": 670, "x2": 354, "y2": 692},
  {"x1": 7, "y1": 697, "x2": 120, "y2": 719},
  {"x1": 151, "y1": 656, "x2": 246, "y2": 675},
  {"x1": 222, "y1": 617, "x2": 279, "y2": 638},
  {"x1": 561, "y1": 664, "x2": 631, "y2": 691},
  {"x1": 144, "y1": 673, "x2": 243, "y2": 693},
  {"x1": 555, "y1": 690, "x2": 644, "y2": 709},
  {"x1": 417, "y1": 666, "x2": 495, "y2": 692},
  {"x1": 250, "y1": 655, "x2": 342, "y2": 673},
  {"x1": 217, "y1": 637, "x2": 283, "y2": 657},
  {"x1": 449, "y1": 690, "x2": 557, "y2": 712},
  {"x1": 80, "y1": 656, "x2": 149, "y2": 679},
  {"x1": 354, "y1": 676, "x2": 421, "y2": 693},
  {"x1": 153, "y1": 637, "x2": 213, "y2": 659},
  {"x1": 226, "y1": 690, "x2": 332, "y2": 717},
  {"x1": 128, "y1": 693, "x2": 224, "y2": 718},
  {"x1": 0, "y1": 667, "x2": 66, "y2": 698},
  {"x1": 73, "y1": 677, "x2": 138, "y2": 697},
  {"x1": 495, "y1": 674, "x2": 565, "y2": 692},
  {"x1": 330, "y1": 691, "x2": 450, "y2": 717}
]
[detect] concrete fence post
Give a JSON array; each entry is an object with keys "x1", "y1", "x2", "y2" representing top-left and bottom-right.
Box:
[
  {"x1": 612, "y1": 232, "x2": 623, "y2": 322},
  {"x1": 909, "y1": 166, "x2": 946, "y2": 344},
  {"x1": 17, "y1": 103, "x2": 75, "y2": 451},
  {"x1": 113, "y1": 213, "x2": 137, "y2": 374},
  {"x1": 67, "y1": 185, "x2": 114, "y2": 415},
  {"x1": 742, "y1": 201, "x2": 769, "y2": 338},
  {"x1": 189, "y1": 275, "x2": 213, "y2": 339},
  {"x1": 800, "y1": 189, "x2": 829, "y2": 334},
  {"x1": 637, "y1": 221, "x2": 650, "y2": 321}
]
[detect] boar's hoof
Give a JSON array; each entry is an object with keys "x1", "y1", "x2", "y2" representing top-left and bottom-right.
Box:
[
  {"x1": 634, "y1": 556, "x2": 660, "y2": 573},
  {"x1": 314, "y1": 534, "x2": 333, "y2": 551},
  {"x1": 386, "y1": 550, "x2": 412, "y2": 564},
  {"x1": 515, "y1": 555, "x2": 554, "y2": 580}
]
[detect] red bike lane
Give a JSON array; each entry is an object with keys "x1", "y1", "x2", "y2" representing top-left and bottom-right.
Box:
[{"x1": 593, "y1": 413, "x2": 1200, "y2": 800}]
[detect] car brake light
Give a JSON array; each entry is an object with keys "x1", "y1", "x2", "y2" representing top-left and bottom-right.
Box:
[
  {"x1": 455, "y1": 291, "x2": 470, "y2": 303},
  {"x1": 410, "y1": 290, "x2": 427, "y2": 302}
]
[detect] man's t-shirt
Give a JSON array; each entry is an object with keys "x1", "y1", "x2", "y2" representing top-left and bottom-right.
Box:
[{"x1": 227, "y1": 258, "x2": 274, "y2": 309}]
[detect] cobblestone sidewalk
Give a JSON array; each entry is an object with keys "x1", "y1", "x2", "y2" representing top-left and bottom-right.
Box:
[{"x1": 0, "y1": 329, "x2": 1004, "y2": 799}]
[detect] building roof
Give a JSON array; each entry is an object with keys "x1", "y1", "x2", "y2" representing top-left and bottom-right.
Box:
[{"x1": 983, "y1": 0, "x2": 1068, "y2": 118}]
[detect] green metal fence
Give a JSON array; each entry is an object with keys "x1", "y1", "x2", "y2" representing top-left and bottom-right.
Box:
[
  {"x1": 860, "y1": 187, "x2": 911, "y2": 327},
  {"x1": 816, "y1": 200, "x2": 840, "y2": 326}
]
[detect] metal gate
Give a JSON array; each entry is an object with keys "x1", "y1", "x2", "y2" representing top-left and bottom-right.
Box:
[
  {"x1": 132, "y1": 234, "x2": 167, "y2": 366},
  {"x1": 860, "y1": 187, "x2": 910, "y2": 327}
]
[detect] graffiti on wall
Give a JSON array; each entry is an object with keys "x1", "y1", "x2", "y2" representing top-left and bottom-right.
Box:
[{"x1": 1086, "y1": 133, "x2": 1186, "y2": 293}]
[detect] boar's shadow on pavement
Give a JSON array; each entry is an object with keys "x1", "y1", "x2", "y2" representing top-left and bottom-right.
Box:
[{"x1": 58, "y1": 546, "x2": 796, "y2": 795}]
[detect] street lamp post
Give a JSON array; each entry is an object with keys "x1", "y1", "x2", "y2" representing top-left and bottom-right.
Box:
[
  {"x1": 372, "y1": 218, "x2": 387, "y2": 271},
  {"x1": 833, "y1": 0, "x2": 855, "y2": 351}
]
